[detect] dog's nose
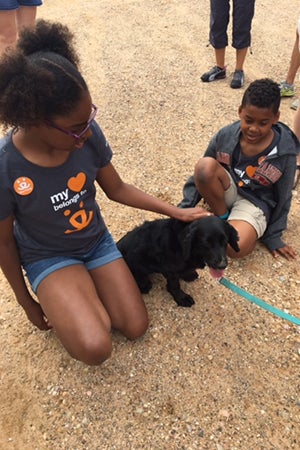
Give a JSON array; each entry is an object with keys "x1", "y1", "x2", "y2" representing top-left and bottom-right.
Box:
[{"x1": 216, "y1": 257, "x2": 227, "y2": 269}]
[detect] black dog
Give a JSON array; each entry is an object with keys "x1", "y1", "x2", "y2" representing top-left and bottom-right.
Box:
[{"x1": 117, "y1": 216, "x2": 239, "y2": 307}]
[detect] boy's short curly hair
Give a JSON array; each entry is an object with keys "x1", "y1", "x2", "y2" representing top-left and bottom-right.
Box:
[
  {"x1": 241, "y1": 78, "x2": 281, "y2": 114},
  {"x1": 0, "y1": 20, "x2": 88, "y2": 130}
]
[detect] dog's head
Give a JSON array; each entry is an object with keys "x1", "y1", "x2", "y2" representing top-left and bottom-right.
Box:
[{"x1": 181, "y1": 216, "x2": 240, "y2": 278}]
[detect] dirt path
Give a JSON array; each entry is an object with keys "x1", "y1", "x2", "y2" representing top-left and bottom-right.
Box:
[{"x1": 1, "y1": 1, "x2": 300, "y2": 449}]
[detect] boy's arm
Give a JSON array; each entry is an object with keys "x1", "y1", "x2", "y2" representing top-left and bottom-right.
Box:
[
  {"x1": 0, "y1": 215, "x2": 51, "y2": 330},
  {"x1": 260, "y1": 158, "x2": 295, "y2": 254}
]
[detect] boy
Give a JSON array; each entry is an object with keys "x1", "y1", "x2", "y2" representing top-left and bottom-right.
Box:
[{"x1": 180, "y1": 79, "x2": 299, "y2": 260}]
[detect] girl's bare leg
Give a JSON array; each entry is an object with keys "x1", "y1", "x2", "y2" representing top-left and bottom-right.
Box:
[
  {"x1": 89, "y1": 258, "x2": 148, "y2": 340},
  {"x1": 37, "y1": 259, "x2": 148, "y2": 365}
]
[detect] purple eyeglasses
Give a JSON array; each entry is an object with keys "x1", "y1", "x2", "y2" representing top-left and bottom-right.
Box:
[{"x1": 46, "y1": 104, "x2": 98, "y2": 140}]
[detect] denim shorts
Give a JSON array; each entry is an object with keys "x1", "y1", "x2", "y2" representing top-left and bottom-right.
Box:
[
  {"x1": 0, "y1": 0, "x2": 42, "y2": 10},
  {"x1": 24, "y1": 230, "x2": 122, "y2": 293},
  {"x1": 224, "y1": 172, "x2": 267, "y2": 239}
]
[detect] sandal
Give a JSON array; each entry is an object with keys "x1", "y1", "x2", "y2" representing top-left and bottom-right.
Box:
[{"x1": 293, "y1": 165, "x2": 300, "y2": 189}]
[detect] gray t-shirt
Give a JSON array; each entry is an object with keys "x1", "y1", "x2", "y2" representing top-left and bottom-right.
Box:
[{"x1": 0, "y1": 121, "x2": 112, "y2": 264}]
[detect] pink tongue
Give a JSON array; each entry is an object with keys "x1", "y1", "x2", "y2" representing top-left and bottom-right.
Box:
[{"x1": 209, "y1": 268, "x2": 225, "y2": 279}]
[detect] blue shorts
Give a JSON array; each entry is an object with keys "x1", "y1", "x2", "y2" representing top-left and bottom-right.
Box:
[
  {"x1": 0, "y1": 0, "x2": 42, "y2": 10},
  {"x1": 24, "y1": 231, "x2": 122, "y2": 293}
]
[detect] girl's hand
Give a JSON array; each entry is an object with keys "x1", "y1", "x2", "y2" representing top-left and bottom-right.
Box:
[
  {"x1": 22, "y1": 298, "x2": 52, "y2": 331},
  {"x1": 271, "y1": 245, "x2": 297, "y2": 261},
  {"x1": 173, "y1": 206, "x2": 212, "y2": 222}
]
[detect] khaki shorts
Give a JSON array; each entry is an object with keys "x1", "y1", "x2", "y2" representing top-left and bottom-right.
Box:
[{"x1": 224, "y1": 171, "x2": 267, "y2": 239}]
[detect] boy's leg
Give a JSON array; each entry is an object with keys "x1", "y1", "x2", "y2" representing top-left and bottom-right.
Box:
[
  {"x1": 228, "y1": 195, "x2": 267, "y2": 258},
  {"x1": 194, "y1": 157, "x2": 262, "y2": 258},
  {"x1": 194, "y1": 157, "x2": 230, "y2": 216},
  {"x1": 227, "y1": 219, "x2": 257, "y2": 258},
  {"x1": 36, "y1": 260, "x2": 148, "y2": 365}
]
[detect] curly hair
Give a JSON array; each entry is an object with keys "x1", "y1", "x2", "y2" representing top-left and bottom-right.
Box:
[
  {"x1": 0, "y1": 20, "x2": 88, "y2": 129},
  {"x1": 241, "y1": 78, "x2": 281, "y2": 114}
]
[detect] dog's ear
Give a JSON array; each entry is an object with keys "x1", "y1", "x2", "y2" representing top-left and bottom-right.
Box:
[
  {"x1": 181, "y1": 225, "x2": 195, "y2": 260},
  {"x1": 224, "y1": 221, "x2": 240, "y2": 252}
]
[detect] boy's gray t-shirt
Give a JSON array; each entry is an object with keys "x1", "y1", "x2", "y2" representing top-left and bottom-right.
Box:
[{"x1": 0, "y1": 121, "x2": 112, "y2": 264}]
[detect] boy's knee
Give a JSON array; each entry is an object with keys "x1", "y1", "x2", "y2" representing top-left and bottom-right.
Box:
[{"x1": 194, "y1": 157, "x2": 219, "y2": 183}]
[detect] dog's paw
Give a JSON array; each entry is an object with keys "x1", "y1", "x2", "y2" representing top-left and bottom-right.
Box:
[
  {"x1": 180, "y1": 270, "x2": 198, "y2": 282},
  {"x1": 175, "y1": 293, "x2": 195, "y2": 307}
]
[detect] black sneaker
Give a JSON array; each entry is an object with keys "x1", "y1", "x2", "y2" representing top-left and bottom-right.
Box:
[
  {"x1": 230, "y1": 70, "x2": 244, "y2": 89},
  {"x1": 201, "y1": 66, "x2": 226, "y2": 82}
]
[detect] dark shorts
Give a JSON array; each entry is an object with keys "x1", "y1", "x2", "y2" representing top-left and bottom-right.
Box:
[
  {"x1": 0, "y1": 0, "x2": 42, "y2": 10},
  {"x1": 24, "y1": 230, "x2": 122, "y2": 293},
  {"x1": 209, "y1": 0, "x2": 255, "y2": 49}
]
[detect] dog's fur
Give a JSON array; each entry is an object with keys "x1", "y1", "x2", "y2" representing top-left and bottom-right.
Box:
[{"x1": 117, "y1": 216, "x2": 239, "y2": 307}]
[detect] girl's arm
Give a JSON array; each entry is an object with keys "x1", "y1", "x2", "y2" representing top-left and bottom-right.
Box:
[
  {"x1": 96, "y1": 163, "x2": 211, "y2": 222},
  {"x1": 0, "y1": 215, "x2": 51, "y2": 330}
]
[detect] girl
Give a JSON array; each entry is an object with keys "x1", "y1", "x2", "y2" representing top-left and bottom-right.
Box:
[{"x1": 0, "y1": 20, "x2": 209, "y2": 365}]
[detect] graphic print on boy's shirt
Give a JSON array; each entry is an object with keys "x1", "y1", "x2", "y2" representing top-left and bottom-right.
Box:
[{"x1": 233, "y1": 147, "x2": 282, "y2": 188}]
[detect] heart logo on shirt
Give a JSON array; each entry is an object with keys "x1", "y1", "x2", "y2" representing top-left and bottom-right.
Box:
[
  {"x1": 67, "y1": 172, "x2": 86, "y2": 192},
  {"x1": 245, "y1": 165, "x2": 257, "y2": 178}
]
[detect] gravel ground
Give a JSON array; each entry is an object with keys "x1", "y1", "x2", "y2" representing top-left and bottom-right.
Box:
[{"x1": 1, "y1": 1, "x2": 300, "y2": 449}]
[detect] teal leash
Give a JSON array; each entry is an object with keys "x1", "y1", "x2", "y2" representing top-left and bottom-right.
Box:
[{"x1": 219, "y1": 277, "x2": 300, "y2": 326}]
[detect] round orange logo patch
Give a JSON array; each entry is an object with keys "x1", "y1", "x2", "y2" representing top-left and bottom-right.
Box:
[{"x1": 13, "y1": 177, "x2": 34, "y2": 196}]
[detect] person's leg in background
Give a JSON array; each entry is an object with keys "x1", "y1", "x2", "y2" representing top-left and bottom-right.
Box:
[
  {"x1": 280, "y1": 23, "x2": 300, "y2": 98},
  {"x1": 201, "y1": 0, "x2": 229, "y2": 82},
  {"x1": 0, "y1": 9, "x2": 18, "y2": 54},
  {"x1": 16, "y1": 5, "x2": 37, "y2": 30},
  {"x1": 230, "y1": 0, "x2": 255, "y2": 89},
  {"x1": 0, "y1": 1, "x2": 41, "y2": 56}
]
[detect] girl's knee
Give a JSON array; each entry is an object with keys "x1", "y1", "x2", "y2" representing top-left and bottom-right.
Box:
[
  {"x1": 68, "y1": 331, "x2": 113, "y2": 366},
  {"x1": 122, "y1": 314, "x2": 149, "y2": 341}
]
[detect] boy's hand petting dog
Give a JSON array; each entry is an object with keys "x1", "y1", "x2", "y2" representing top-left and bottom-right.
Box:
[
  {"x1": 271, "y1": 245, "x2": 297, "y2": 261},
  {"x1": 173, "y1": 206, "x2": 212, "y2": 222}
]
